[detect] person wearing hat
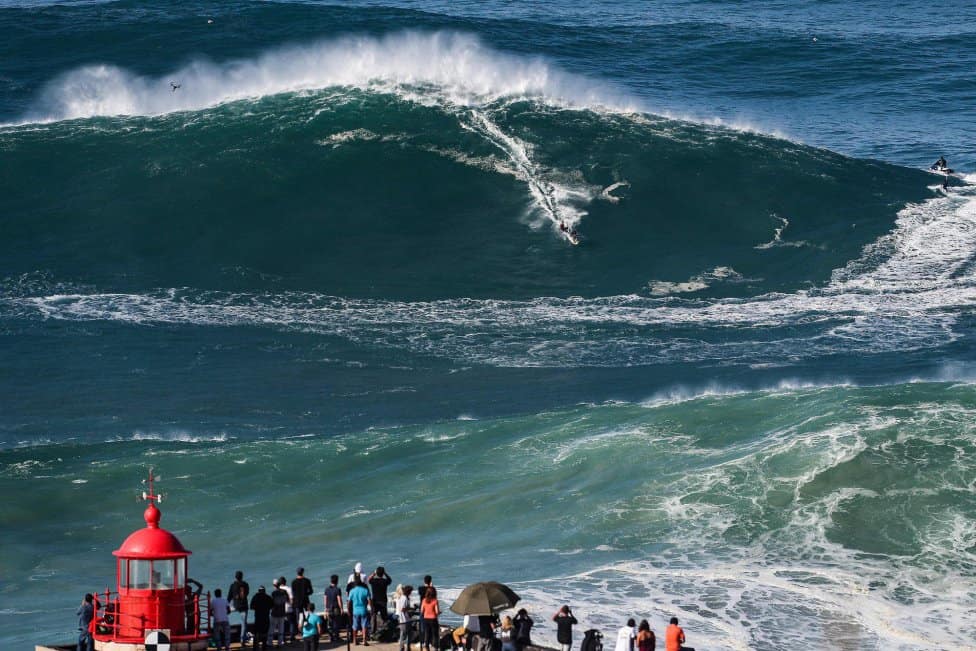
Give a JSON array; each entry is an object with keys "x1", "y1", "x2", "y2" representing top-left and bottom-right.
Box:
[
  {"x1": 346, "y1": 562, "x2": 364, "y2": 592},
  {"x1": 250, "y1": 585, "x2": 274, "y2": 650}
]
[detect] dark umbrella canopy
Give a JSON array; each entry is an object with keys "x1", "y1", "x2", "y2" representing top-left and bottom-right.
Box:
[{"x1": 449, "y1": 582, "x2": 520, "y2": 616}]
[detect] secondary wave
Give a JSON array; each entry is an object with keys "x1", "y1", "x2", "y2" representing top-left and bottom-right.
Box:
[{"x1": 19, "y1": 30, "x2": 636, "y2": 124}]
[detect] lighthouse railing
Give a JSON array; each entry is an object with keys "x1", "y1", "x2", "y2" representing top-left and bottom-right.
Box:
[{"x1": 92, "y1": 587, "x2": 210, "y2": 643}]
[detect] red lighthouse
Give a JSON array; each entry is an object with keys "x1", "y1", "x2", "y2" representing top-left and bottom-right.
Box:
[{"x1": 93, "y1": 471, "x2": 209, "y2": 651}]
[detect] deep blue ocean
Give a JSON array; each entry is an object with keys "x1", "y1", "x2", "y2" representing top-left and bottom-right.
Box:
[{"x1": 2, "y1": 1, "x2": 976, "y2": 649}]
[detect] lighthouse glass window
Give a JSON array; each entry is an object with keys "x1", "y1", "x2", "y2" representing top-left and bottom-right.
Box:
[
  {"x1": 129, "y1": 560, "x2": 152, "y2": 589},
  {"x1": 154, "y1": 559, "x2": 175, "y2": 589},
  {"x1": 175, "y1": 557, "x2": 186, "y2": 587}
]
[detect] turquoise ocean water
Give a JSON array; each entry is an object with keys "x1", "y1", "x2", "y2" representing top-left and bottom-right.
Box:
[{"x1": 2, "y1": 1, "x2": 976, "y2": 648}]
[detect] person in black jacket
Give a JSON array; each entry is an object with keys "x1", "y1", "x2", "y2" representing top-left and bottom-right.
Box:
[
  {"x1": 513, "y1": 609, "x2": 534, "y2": 651},
  {"x1": 250, "y1": 586, "x2": 274, "y2": 650},
  {"x1": 292, "y1": 567, "x2": 314, "y2": 626},
  {"x1": 368, "y1": 566, "x2": 393, "y2": 632},
  {"x1": 552, "y1": 606, "x2": 578, "y2": 651}
]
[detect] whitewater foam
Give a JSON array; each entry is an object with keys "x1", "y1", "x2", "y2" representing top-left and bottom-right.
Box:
[
  {"x1": 754, "y1": 214, "x2": 812, "y2": 249},
  {"x1": 461, "y1": 109, "x2": 596, "y2": 229},
  {"x1": 125, "y1": 431, "x2": 230, "y2": 444},
  {"x1": 647, "y1": 266, "x2": 753, "y2": 296},
  {"x1": 18, "y1": 31, "x2": 635, "y2": 124},
  {"x1": 504, "y1": 389, "x2": 976, "y2": 651}
]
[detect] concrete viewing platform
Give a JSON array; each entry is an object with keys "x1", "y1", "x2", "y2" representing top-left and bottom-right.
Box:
[
  {"x1": 39, "y1": 638, "x2": 427, "y2": 651},
  {"x1": 38, "y1": 631, "x2": 557, "y2": 651}
]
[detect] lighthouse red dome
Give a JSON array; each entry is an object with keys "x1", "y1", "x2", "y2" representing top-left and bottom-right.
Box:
[{"x1": 113, "y1": 501, "x2": 191, "y2": 559}]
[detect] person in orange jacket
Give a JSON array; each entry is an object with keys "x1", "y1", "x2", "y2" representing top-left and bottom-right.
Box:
[{"x1": 664, "y1": 617, "x2": 693, "y2": 651}]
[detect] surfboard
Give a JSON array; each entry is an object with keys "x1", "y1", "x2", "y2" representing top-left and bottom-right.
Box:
[{"x1": 566, "y1": 232, "x2": 580, "y2": 246}]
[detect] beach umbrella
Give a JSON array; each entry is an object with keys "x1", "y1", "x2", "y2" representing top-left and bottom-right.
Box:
[{"x1": 449, "y1": 581, "x2": 520, "y2": 616}]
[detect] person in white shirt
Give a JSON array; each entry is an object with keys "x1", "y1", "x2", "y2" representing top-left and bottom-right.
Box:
[
  {"x1": 279, "y1": 576, "x2": 296, "y2": 643},
  {"x1": 211, "y1": 588, "x2": 231, "y2": 651},
  {"x1": 452, "y1": 614, "x2": 480, "y2": 650},
  {"x1": 614, "y1": 619, "x2": 636, "y2": 651},
  {"x1": 396, "y1": 584, "x2": 414, "y2": 651}
]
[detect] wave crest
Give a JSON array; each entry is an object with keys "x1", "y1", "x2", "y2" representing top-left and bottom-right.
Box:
[{"x1": 23, "y1": 31, "x2": 634, "y2": 123}]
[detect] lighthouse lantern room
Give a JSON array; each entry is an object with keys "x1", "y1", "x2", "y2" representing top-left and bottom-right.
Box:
[{"x1": 93, "y1": 471, "x2": 209, "y2": 651}]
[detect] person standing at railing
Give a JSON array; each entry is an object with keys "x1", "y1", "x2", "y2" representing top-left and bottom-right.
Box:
[
  {"x1": 229, "y1": 571, "x2": 251, "y2": 643},
  {"x1": 420, "y1": 586, "x2": 441, "y2": 651},
  {"x1": 184, "y1": 578, "x2": 203, "y2": 634},
  {"x1": 552, "y1": 605, "x2": 578, "y2": 651},
  {"x1": 368, "y1": 566, "x2": 393, "y2": 632},
  {"x1": 250, "y1": 585, "x2": 274, "y2": 650},
  {"x1": 279, "y1": 576, "x2": 296, "y2": 643},
  {"x1": 513, "y1": 609, "x2": 533, "y2": 651},
  {"x1": 292, "y1": 567, "x2": 314, "y2": 639},
  {"x1": 395, "y1": 585, "x2": 414, "y2": 651},
  {"x1": 323, "y1": 574, "x2": 344, "y2": 642},
  {"x1": 76, "y1": 593, "x2": 94, "y2": 651},
  {"x1": 211, "y1": 588, "x2": 231, "y2": 651},
  {"x1": 270, "y1": 578, "x2": 289, "y2": 647},
  {"x1": 301, "y1": 602, "x2": 324, "y2": 651},
  {"x1": 348, "y1": 575, "x2": 373, "y2": 645}
]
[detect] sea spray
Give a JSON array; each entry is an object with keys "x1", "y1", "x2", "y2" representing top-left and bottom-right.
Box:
[{"x1": 23, "y1": 31, "x2": 635, "y2": 124}]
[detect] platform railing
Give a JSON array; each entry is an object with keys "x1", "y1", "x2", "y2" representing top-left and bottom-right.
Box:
[{"x1": 92, "y1": 588, "x2": 211, "y2": 643}]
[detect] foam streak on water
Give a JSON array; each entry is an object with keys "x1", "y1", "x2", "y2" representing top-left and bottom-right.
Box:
[{"x1": 5, "y1": 181, "x2": 975, "y2": 367}]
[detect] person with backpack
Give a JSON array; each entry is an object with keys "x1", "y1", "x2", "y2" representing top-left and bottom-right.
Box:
[
  {"x1": 270, "y1": 579, "x2": 290, "y2": 647},
  {"x1": 229, "y1": 571, "x2": 250, "y2": 644},
  {"x1": 301, "y1": 601, "x2": 323, "y2": 651},
  {"x1": 552, "y1": 605, "x2": 578, "y2": 651}
]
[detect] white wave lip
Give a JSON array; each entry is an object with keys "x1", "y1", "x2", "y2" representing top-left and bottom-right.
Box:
[{"x1": 24, "y1": 31, "x2": 634, "y2": 123}]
